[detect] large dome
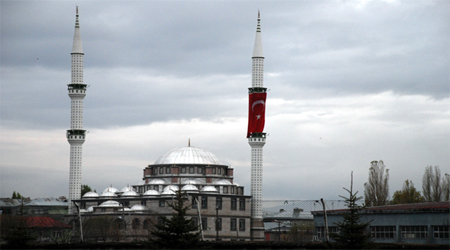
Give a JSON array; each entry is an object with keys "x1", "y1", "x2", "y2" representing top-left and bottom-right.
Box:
[{"x1": 155, "y1": 146, "x2": 221, "y2": 165}]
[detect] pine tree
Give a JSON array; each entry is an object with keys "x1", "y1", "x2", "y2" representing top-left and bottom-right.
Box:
[
  {"x1": 12, "y1": 191, "x2": 17, "y2": 199},
  {"x1": 149, "y1": 189, "x2": 201, "y2": 249},
  {"x1": 331, "y1": 172, "x2": 372, "y2": 249}
]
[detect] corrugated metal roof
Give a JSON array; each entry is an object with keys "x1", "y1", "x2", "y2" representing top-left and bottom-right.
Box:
[{"x1": 26, "y1": 198, "x2": 68, "y2": 207}]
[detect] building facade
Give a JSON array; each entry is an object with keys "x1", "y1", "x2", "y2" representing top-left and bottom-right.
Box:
[{"x1": 312, "y1": 202, "x2": 450, "y2": 245}]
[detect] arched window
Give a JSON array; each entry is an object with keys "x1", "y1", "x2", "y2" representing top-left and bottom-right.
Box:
[
  {"x1": 132, "y1": 218, "x2": 140, "y2": 229},
  {"x1": 143, "y1": 219, "x2": 151, "y2": 230}
]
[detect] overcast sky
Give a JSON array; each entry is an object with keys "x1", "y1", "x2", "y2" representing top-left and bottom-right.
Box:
[{"x1": 1, "y1": 0, "x2": 449, "y2": 201}]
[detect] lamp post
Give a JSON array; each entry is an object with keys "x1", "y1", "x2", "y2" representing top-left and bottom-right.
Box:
[
  {"x1": 73, "y1": 202, "x2": 83, "y2": 243},
  {"x1": 320, "y1": 198, "x2": 329, "y2": 242}
]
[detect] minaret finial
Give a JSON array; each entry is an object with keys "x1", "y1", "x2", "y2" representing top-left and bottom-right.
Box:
[
  {"x1": 258, "y1": 10, "x2": 260, "y2": 19},
  {"x1": 188, "y1": 138, "x2": 190, "y2": 147}
]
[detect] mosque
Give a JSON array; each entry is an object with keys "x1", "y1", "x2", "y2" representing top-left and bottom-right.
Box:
[{"x1": 69, "y1": 8, "x2": 268, "y2": 241}]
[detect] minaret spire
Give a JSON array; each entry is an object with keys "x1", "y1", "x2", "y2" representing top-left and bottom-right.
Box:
[
  {"x1": 67, "y1": 6, "x2": 87, "y2": 214},
  {"x1": 247, "y1": 11, "x2": 267, "y2": 241}
]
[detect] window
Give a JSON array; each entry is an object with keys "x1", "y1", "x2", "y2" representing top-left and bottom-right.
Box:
[
  {"x1": 223, "y1": 186, "x2": 228, "y2": 194},
  {"x1": 231, "y1": 186, "x2": 235, "y2": 194},
  {"x1": 216, "y1": 218, "x2": 222, "y2": 231},
  {"x1": 201, "y1": 196, "x2": 208, "y2": 209},
  {"x1": 231, "y1": 198, "x2": 237, "y2": 210},
  {"x1": 201, "y1": 218, "x2": 208, "y2": 230},
  {"x1": 143, "y1": 219, "x2": 151, "y2": 230},
  {"x1": 159, "y1": 168, "x2": 163, "y2": 174},
  {"x1": 132, "y1": 218, "x2": 140, "y2": 229},
  {"x1": 433, "y1": 226, "x2": 449, "y2": 239},
  {"x1": 239, "y1": 198, "x2": 245, "y2": 210},
  {"x1": 158, "y1": 218, "x2": 165, "y2": 226},
  {"x1": 181, "y1": 167, "x2": 186, "y2": 173},
  {"x1": 239, "y1": 219, "x2": 245, "y2": 231},
  {"x1": 370, "y1": 226, "x2": 396, "y2": 238},
  {"x1": 316, "y1": 227, "x2": 338, "y2": 239},
  {"x1": 218, "y1": 168, "x2": 222, "y2": 174},
  {"x1": 166, "y1": 167, "x2": 171, "y2": 174},
  {"x1": 401, "y1": 226, "x2": 427, "y2": 238},
  {"x1": 197, "y1": 167, "x2": 203, "y2": 174},
  {"x1": 192, "y1": 217, "x2": 198, "y2": 228},
  {"x1": 192, "y1": 196, "x2": 198, "y2": 209},
  {"x1": 159, "y1": 200, "x2": 165, "y2": 207},
  {"x1": 189, "y1": 167, "x2": 194, "y2": 174},
  {"x1": 231, "y1": 218, "x2": 237, "y2": 231},
  {"x1": 216, "y1": 197, "x2": 222, "y2": 210},
  {"x1": 212, "y1": 168, "x2": 216, "y2": 174}
]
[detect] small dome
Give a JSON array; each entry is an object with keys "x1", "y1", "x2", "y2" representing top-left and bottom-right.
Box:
[
  {"x1": 182, "y1": 178, "x2": 205, "y2": 185},
  {"x1": 121, "y1": 186, "x2": 134, "y2": 192},
  {"x1": 162, "y1": 189, "x2": 176, "y2": 195},
  {"x1": 124, "y1": 207, "x2": 132, "y2": 212},
  {"x1": 100, "y1": 191, "x2": 117, "y2": 197},
  {"x1": 155, "y1": 146, "x2": 221, "y2": 165},
  {"x1": 163, "y1": 185, "x2": 179, "y2": 192},
  {"x1": 80, "y1": 209, "x2": 87, "y2": 213},
  {"x1": 83, "y1": 191, "x2": 99, "y2": 198},
  {"x1": 102, "y1": 186, "x2": 119, "y2": 193},
  {"x1": 87, "y1": 206, "x2": 94, "y2": 212},
  {"x1": 148, "y1": 178, "x2": 167, "y2": 185},
  {"x1": 131, "y1": 204, "x2": 149, "y2": 211},
  {"x1": 99, "y1": 200, "x2": 122, "y2": 207},
  {"x1": 122, "y1": 190, "x2": 139, "y2": 197},
  {"x1": 144, "y1": 190, "x2": 161, "y2": 196},
  {"x1": 181, "y1": 184, "x2": 199, "y2": 192},
  {"x1": 201, "y1": 186, "x2": 218, "y2": 192},
  {"x1": 213, "y1": 179, "x2": 232, "y2": 185}
]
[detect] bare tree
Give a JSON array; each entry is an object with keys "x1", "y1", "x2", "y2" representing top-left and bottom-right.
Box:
[
  {"x1": 423, "y1": 166, "x2": 447, "y2": 202},
  {"x1": 443, "y1": 173, "x2": 450, "y2": 201},
  {"x1": 364, "y1": 160, "x2": 389, "y2": 206}
]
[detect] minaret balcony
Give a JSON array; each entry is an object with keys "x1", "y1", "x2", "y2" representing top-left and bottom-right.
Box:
[
  {"x1": 68, "y1": 84, "x2": 87, "y2": 90},
  {"x1": 67, "y1": 129, "x2": 86, "y2": 140},
  {"x1": 248, "y1": 87, "x2": 267, "y2": 94},
  {"x1": 248, "y1": 133, "x2": 266, "y2": 144}
]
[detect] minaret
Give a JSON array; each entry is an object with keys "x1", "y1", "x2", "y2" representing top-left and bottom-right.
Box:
[
  {"x1": 67, "y1": 6, "x2": 86, "y2": 214},
  {"x1": 247, "y1": 11, "x2": 267, "y2": 241}
]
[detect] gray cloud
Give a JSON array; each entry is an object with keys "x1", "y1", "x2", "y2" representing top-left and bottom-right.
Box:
[{"x1": 1, "y1": 0, "x2": 449, "y2": 200}]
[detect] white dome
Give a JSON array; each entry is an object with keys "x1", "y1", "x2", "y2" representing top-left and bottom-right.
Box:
[
  {"x1": 163, "y1": 185, "x2": 179, "y2": 192},
  {"x1": 131, "y1": 204, "x2": 148, "y2": 211},
  {"x1": 122, "y1": 190, "x2": 139, "y2": 197},
  {"x1": 143, "y1": 190, "x2": 161, "y2": 196},
  {"x1": 181, "y1": 184, "x2": 199, "y2": 191},
  {"x1": 213, "y1": 179, "x2": 232, "y2": 185},
  {"x1": 102, "y1": 186, "x2": 119, "y2": 193},
  {"x1": 100, "y1": 191, "x2": 117, "y2": 197},
  {"x1": 201, "y1": 186, "x2": 218, "y2": 192},
  {"x1": 99, "y1": 200, "x2": 122, "y2": 207},
  {"x1": 87, "y1": 206, "x2": 94, "y2": 212},
  {"x1": 182, "y1": 178, "x2": 205, "y2": 185},
  {"x1": 121, "y1": 186, "x2": 134, "y2": 192},
  {"x1": 155, "y1": 146, "x2": 221, "y2": 165},
  {"x1": 148, "y1": 178, "x2": 167, "y2": 185},
  {"x1": 162, "y1": 189, "x2": 176, "y2": 195},
  {"x1": 82, "y1": 191, "x2": 99, "y2": 198}
]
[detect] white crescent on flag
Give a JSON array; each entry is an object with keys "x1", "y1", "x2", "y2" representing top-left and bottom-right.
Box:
[{"x1": 252, "y1": 100, "x2": 265, "y2": 112}]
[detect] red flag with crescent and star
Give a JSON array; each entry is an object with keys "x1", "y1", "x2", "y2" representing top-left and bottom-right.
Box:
[{"x1": 247, "y1": 92, "x2": 267, "y2": 138}]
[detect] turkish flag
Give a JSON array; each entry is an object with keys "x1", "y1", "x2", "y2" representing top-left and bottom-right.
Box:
[{"x1": 247, "y1": 92, "x2": 267, "y2": 138}]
